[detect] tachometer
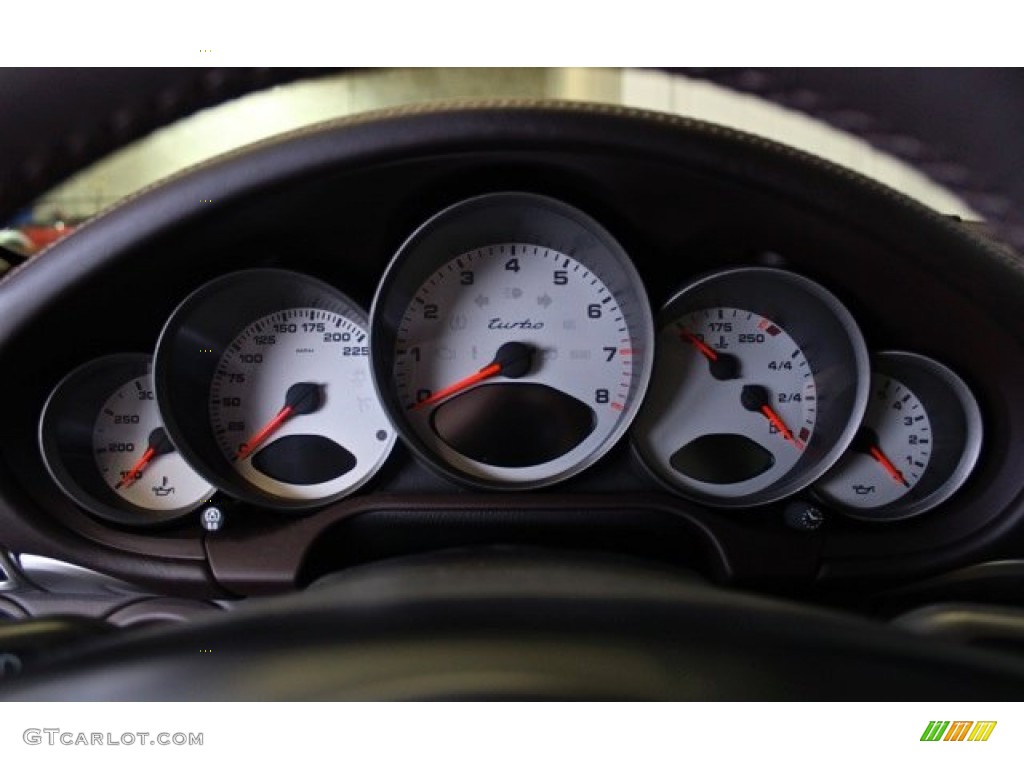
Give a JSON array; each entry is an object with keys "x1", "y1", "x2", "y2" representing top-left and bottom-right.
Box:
[
  {"x1": 371, "y1": 192, "x2": 654, "y2": 489},
  {"x1": 155, "y1": 269, "x2": 395, "y2": 510},
  {"x1": 631, "y1": 267, "x2": 869, "y2": 507}
]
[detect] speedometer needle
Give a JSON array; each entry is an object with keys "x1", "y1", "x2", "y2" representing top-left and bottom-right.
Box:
[
  {"x1": 741, "y1": 385, "x2": 804, "y2": 450},
  {"x1": 117, "y1": 427, "x2": 174, "y2": 489},
  {"x1": 236, "y1": 381, "x2": 323, "y2": 461},
  {"x1": 412, "y1": 341, "x2": 534, "y2": 410},
  {"x1": 852, "y1": 428, "x2": 909, "y2": 487}
]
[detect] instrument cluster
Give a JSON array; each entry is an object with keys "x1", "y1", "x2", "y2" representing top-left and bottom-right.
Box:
[{"x1": 37, "y1": 192, "x2": 983, "y2": 529}]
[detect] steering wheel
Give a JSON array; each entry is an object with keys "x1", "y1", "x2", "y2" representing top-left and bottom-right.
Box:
[{"x1": 2, "y1": 68, "x2": 1024, "y2": 699}]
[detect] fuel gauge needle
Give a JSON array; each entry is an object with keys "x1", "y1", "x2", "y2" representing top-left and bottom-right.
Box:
[
  {"x1": 741, "y1": 385, "x2": 805, "y2": 450},
  {"x1": 117, "y1": 427, "x2": 174, "y2": 489},
  {"x1": 412, "y1": 341, "x2": 534, "y2": 410},
  {"x1": 236, "y1": 381, "x2": 323, "y2": 461}
]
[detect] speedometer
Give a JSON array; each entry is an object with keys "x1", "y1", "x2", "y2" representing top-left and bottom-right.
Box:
[
  {"x1": 371, "y1": 192, "x2": 654, "y2": 489},
  {"x1": 207, "y1": 307, "x2": 381, "y2": 500},
  {"x1": 155, "y1": 269, "x2": 395, "y2": 510}
]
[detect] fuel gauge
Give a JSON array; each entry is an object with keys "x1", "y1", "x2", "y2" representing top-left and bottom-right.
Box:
[
  {"x1": 814, "y1": 351, "x2": 982, "y2": 520},
  {"x1": 631, "y1": 268, "x2": 869, "y2": 507}
]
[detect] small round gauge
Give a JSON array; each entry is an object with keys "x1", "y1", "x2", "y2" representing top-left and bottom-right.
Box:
[
  {"x1": 155, "y1": 269, "x2": 396, "y2": 510},
  {"x1": 370, "y1": 192, "x2": 654, "y2": 489},
  {"x1": 632, "y1": 267, "x2": 870, "y2": 507},
  {"x1": 814, "y1": 351, "x2": 982, "y2": 520},
  {"x1": 39, "y1": 354, "x2": 214, "y2": 525}
]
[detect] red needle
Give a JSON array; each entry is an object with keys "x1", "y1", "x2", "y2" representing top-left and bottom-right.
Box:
[
  {"x1": 414, "y1": 363, "x2": 501, "y2": 410},
  {"x1": 412, "y1": 341, "x2": 533, "y2": 411},
  {"x1": 759, "y1": 405, "x2": 805, "y2": 451},
  {"x1": 235, "y1": 382, "x2": 323, "y2": 461},
  {"x1": 116, "y1": 427, "x2": 175, "y2": 489},
  {"x1": 236, "y1": 404, "x2": 293, "y2": 460},
  {"x1": 869, "y1": 445, "x2": 910, "y2": 487},
  {"x1": 116, "y1": 446, "x2": 156, "y2": 489},
  {"x1": 680, "y1": 329, "x2": 718, "y2": 361}
]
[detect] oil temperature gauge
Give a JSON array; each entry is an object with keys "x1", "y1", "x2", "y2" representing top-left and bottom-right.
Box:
[
  {"x1": 39, "y1": 354, "x2": 214, "y2": 526},
  {"x1": 814, "y1": 351, "x2": 982, "y2": 520}
]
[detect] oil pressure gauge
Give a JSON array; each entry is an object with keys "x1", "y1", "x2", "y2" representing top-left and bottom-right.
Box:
[
  {"x1": 814, "y1": 351, "x2": 982, "y2": 520},
  {"x1": 632, "y1": 267, "x2": 870, "y2": 507}
]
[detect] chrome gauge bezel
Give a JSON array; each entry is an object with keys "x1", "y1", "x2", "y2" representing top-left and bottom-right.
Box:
[
  {"x1": 814, "y1": 350, "x2": 983, "y2": 521},
  {"x1": 370, "y1": 192, "x2": 655, "y2": 490},
  {"x1": 631, "y1": 267, "x2": 871, "y2": 507},
  {"x1": 154, "y1": 269, "x2": 396, "y2": 511},
  {"x1": 38, "y1": 354, "x2": 214, "y2": 526}
]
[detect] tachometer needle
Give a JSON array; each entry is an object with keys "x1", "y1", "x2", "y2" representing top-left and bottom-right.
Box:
[
  {"x1": 236, "y1": 381, "x2": 323, "y2": 461},
  {"x1": 680, "y1": 328, "x2": 741, "y2": 380},
  {"x1": 412, "y1": 341, "x2": 534, "y2": 410},
  {"x1": 852, "y1": 428, "x2": 909, "y2": 486},
  {"x1": 741, "y1": 384, "x2": 804, "y2": 450},
  {"x1": 117, "y1": 427, "x2": 174, "y2": 489}
]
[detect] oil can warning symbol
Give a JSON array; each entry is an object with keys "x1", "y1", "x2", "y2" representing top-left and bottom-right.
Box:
[
  {"x1": 852, "y1": 484, "x2": 876, "y2": 495},
  {"x1": 152, "y1": 477, "x2": 175, "y2": 497}
]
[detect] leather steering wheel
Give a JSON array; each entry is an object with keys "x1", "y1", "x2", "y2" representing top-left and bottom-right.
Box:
[{"x1": 1, "y1": 69, "x2": 1021, "y2": 250}]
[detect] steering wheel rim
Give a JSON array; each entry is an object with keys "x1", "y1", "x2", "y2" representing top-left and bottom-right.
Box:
[
  {"x1": 5, "y1": 548, "x2": 1024, "y2": 700},
  {"x1": 1, "y1": 68, "x2": 1021, "y2": 250}
]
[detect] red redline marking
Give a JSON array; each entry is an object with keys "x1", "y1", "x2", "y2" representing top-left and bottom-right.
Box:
[{"x1": 610, "y1": 402, "x2": 624, "y2": 411}]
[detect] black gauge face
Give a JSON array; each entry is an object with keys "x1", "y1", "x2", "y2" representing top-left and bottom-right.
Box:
[
  {"x1": 39, "y1": 354, "x2": 214, "y2": 526},
  {"x1": 631, "y1": 267, "x2": 870, "y2": 507},
  {"x1": 370, "y1": 192, "x2": 654, "y2": 489},
  {"x1": 815, "y1": 351, "x2": 983, "y2": 520},
  {"x1": 154, "y1": 269, "x2": 395, "y2": 511}
]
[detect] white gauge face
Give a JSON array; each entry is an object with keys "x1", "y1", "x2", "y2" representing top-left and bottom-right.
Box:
[
  {"x1": 393, "y1": 243, "x2": 648, "y2": 486},
  {"x1": 92, "y1": 375, "x2": 212, "y2": 512},
  {"x1": 636, "y1": 308, "x2": 817, "y2": 500},
  {"x1": 817, "y1": 373, "x2": 932, "y2": 509},
  {"x1": 209, "y1": 308, "x2": 393, "y2": 501}
]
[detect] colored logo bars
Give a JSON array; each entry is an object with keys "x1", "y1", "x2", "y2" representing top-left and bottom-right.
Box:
[{"x1": 920, "y1": 721, "x2": 997, "y2": 742}]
